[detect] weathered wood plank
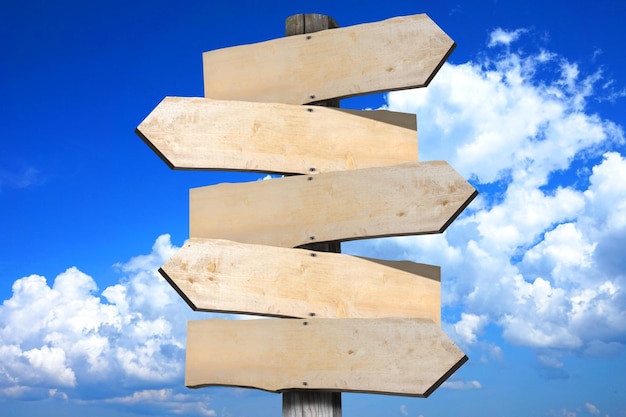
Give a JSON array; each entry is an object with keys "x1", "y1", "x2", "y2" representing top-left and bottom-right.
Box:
[
  {"x1": 283, "y1": 392, "x2": 341, "y2": 417},
  {"x1": 202, "y1": 14, "x2": 455, "y2": 104},
  {"x1": 283, "y1": 14, "x2": 344, "y2": 414},
  {"x1": 135, "y1": 97, "x2": 417, "y2": 174},
  {"x1": 189, "y1": 161, "x2": 478, "y2": 248},
  {"x1": 186, "y1": 318, "x2": 467, "y2": 397},
  {"x1": 160, "y1": 238, "x2": 440, "y2": 323}
]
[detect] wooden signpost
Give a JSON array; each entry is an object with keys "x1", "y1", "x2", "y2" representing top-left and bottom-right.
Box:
[
  {"x1": 136, "y1": 97, "x2": 418, "y2": 174},
  {"x1": 186, "y1": 318, "x2": 466, "y2": 397},
  {"x1": 160, "y1": 238, "x2": 441, "y2": 323},
  {"x1": 202, "y1": 14, "x2": 455, "y2": 104},
  {"x1": 137, "y1": 12, "x2": 475, "y2": 417},
  {"x1": 189, "y1": 161, "x2": 477, "y2": 248}
]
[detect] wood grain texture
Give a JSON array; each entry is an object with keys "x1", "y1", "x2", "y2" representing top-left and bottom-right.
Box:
[
  {"x1": 186, "y1": 318, "x2": 467, "y2": 397},
  {"x1": 285, "y1": 14, "x2": 339, "y2": 36},
  {"x1": 159, "y1": 238, "x2": 440, "y2": 323},
  {"x1": 135, "y1": 97, "x2": 417, "y2": 174},
  {"x1": 189, "y1": 161, "x2": 478, "y2": 247},
  {"x1": 202, "y1": 14, "x2": 455, "y2": 104},
  {"x1": 283, "y1": 14, "x2": 344, "y2": 414},
  {"x1": 283, "y1": 392, "x2": 341, "y2": 417}
]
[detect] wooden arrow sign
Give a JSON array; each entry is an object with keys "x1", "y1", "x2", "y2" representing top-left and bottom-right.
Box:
[
  {"x1": 202, "y1": 14, "x2": 455, "y2": 104},
  {"x1": 160, "y1": 238, "x2": 440, "y2": 323},
  {"x1": 186, "y1": 318, "x2": 467, "y2": 397},
  {"x1": 190, "y1": 161, "x2": 478, "y2": 247},
  {"x1": 136, "y1": 96, "x2": 417, "y2": 174}
]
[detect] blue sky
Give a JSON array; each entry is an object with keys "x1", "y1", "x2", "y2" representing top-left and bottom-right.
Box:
[{"x1": 1, "y1": 0, "x2": 626, "y2": 416}]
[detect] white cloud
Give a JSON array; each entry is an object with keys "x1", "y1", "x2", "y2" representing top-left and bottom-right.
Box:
[
  {"x1": 106, "y1": 388, "x2": 174, "y2": 404},
  {"x1": 523, "y1": 223, "x2": 596, "y2": 285},
  {"x1": 452, "y1": 313, "x2": 487, "y2": 346},
  {"x1": 374, "y1": 29, "x2": 626, "y2": 366},
  {"x1": 585, "y1": 402, "x2": 600, "y2": 415},
  {"x1": 23, "y1": 346, "x2": 76, "y2": 387},
  {"x1": 387, "y1": 55, "x2": 621, "y2": 187},
  {"x1": 100, "y1": 389, "x2": 216, "y2": 416},
  {"x1": 442, "y1": 380, "x2": 482, "y2": 390},
  {"x1": 488, "y1": 28, "x2": 527, "y2": 47},
  {"x1": 471, "y1": 185, "x2": 585, "y2": 253},
  {"x1": 400, "y1": 404, "x2": 408, "y2": 416},
  {"x1": 0, "y1": 234, "x2": 195, "y2": 404},
  {"x1": 584, "y1": 152, "x2": 626, "y2": 230}
]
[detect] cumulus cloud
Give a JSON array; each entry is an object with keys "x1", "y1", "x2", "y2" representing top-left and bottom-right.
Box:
[
  {"x1": 0, "y1": 235, "x2": 210, "y2": 413},
  {"x1": 354, "y1": 28, "x2": 626, "y2": 368},
  {"x1": 451, "y1": 313, "x2": 487, "y2": 346}
]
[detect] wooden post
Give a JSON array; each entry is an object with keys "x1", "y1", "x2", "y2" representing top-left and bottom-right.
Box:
[
  {"x1": 285, "y1": 14, "x2": 340, "y2": 110},
  {"x1": 283, "y1": 391, "x2": 342, "y2": 417},
  {"x1": 286, "y1": 13, "x2": 341, "y2": 255},
  {"x1": 283, "y1": 13, "x2": 342, "y2": 417}
]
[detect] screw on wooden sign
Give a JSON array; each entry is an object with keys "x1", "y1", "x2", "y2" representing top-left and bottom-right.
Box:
[
  {"x1": 136, "y1": 11, "x2": 473, "y2": 409},
  {"x1": 136, "y1": 97, "x2": 418, "y2": 174},
  {"x1": 160, "y1": 238, "x2": 442, "y2": 323},
  {"x1": 186, "y1": 318, "x2": 467, "y2": 397},
  {"x1": 189, "y1": 161, "x2": 477, "y2": 248},
  {"x1": 201, "y1": 14, "x2": 455, "y2": 104}
]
